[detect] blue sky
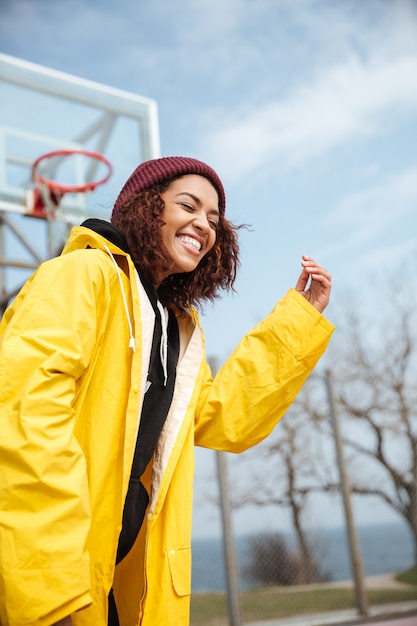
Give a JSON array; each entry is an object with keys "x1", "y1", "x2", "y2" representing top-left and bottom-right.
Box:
[{"x1": 1, "y1": 0, "x2": 417, "y2": 537}]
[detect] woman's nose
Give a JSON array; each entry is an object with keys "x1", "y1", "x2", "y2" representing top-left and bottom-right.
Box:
[{"x1": 193, "y1": 211, "x2": 210, "y2": 232}]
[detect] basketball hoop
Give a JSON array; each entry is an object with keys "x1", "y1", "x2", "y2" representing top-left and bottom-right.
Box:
[{"x1": 27, "y1": 148, "x2": 113, "y2": 219}]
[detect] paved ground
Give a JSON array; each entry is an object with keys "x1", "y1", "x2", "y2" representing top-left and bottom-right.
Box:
[
  {"x1": 350, "y1": 612, "x2": 417, "y2": 626},
  {"x1": 367, "y1": 614, "x2": 417, "y2": 626}
]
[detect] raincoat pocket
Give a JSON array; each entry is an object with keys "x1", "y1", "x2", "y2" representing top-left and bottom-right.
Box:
[{"x1": 167, "y1": 547, "x2": 192, "y2": 596}]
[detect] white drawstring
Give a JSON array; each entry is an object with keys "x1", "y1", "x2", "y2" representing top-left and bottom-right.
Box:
[
  {"x1": 157, "y1": 301, "x2": 168, "y2": 386},
  {"x1": 103, "y1": 243, "x2": 168, "y2": 383},
  {"x1": 103, "y1": 244, "x2": 136, "y2": 351}
]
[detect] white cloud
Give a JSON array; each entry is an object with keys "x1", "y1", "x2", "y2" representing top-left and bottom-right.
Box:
[
  {"x1": 330, "y1": 166, "x2": 417, "y2": 230},
  {"x1": 319, "y1": 166, "x2": 417, "y2": 262},
  {"x1": 199, "y1": 53, "x2": 417, "y2": 181},
  {"x1": 357, "y1": 237, "x2": 417, "y2": 274}
]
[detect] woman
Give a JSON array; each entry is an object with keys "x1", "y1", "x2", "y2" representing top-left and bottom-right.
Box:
[{"x1": 0, "y1": 157, "x2": 334, "y2": 626}]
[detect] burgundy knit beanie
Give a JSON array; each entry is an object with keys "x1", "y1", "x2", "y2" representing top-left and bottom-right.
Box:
[{"x1": 111, "y1": 156, "x2": 226, "y2": 221}]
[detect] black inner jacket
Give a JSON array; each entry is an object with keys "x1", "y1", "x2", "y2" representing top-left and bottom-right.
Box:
[{"x1": 81, "y1": 219, "x2": 180, "y2": 563}]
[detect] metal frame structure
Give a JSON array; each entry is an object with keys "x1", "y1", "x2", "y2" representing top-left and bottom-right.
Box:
[{"x1": 0, "y1": 53, "x2": 160, "y2": 312}]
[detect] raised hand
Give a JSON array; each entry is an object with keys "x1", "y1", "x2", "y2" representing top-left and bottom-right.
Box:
[{"x1": 294, "y1": 255, "x2": 331, "y2": 313}]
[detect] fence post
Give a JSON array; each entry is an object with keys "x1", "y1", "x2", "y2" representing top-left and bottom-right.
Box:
[
  {"x1": 209, "y1": 356, "x2": 242, "y2": 626},
  {"x1": 325, "y1": 368, "x2": 369, "y2": 617},
  {"x1": 216, "y1": 450, "x2": 242, "y2": 626}
]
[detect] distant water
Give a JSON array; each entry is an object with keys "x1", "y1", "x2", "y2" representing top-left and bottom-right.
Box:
[{"x1": 191, "y1": 522, "x2": 414, "y2": 592}]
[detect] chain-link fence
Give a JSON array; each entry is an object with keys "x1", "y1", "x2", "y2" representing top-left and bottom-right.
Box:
[
  {"x1": 190, "y1": 346, "x2": 417, "y2": 626},
  {"x1": 190, "y1": 525, "x2": 417, "y2": 625}
]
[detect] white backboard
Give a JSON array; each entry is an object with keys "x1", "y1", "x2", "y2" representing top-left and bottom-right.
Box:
[{"x1": 0, "y1": 53, "x2": 160, "y2": 310}]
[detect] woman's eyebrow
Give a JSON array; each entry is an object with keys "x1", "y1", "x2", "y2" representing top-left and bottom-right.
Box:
[{"x1": 176, "y1": 192, "x2": 220, "y2": 216}]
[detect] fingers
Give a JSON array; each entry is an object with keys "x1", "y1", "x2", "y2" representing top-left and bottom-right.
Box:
[
  {"x1": 295, "y1": 255, "x2": 332, "y2": 313},
  {"x1": 294, "y1": 266, "x2": 310, "y2": 292},
  {"x1": 301, "y1": 255, "x2": 331, "y2": 284}
]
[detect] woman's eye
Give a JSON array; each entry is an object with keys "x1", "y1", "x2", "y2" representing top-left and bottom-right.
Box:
[
  {"x1": 181, "y1": 203, "x2": 195, "y2": 212},
  {"x1": 209, "y1": 220, "x2": 219, "y2": 230}
]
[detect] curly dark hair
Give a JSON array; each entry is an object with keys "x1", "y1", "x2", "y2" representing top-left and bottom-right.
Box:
[{"x1": 111, "y1": 176, "x2": 241, "y2": 311}]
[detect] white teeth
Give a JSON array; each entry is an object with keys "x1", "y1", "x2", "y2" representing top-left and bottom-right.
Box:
[{"x1": 178, "y1": 235, "x2": 201, "y2": 251}]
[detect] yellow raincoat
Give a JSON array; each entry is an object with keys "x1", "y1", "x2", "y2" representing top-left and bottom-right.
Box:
[{"x1": 0, "y1": 226, "x2": 334, "y2": 626}]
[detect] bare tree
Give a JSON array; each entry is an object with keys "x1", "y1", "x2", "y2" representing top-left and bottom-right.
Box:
[
  {"x1": 228, "y1": 264, "x2": 417, "y2": 577},
  {"x1": 208, "y1": 263, "x2": 417, "y2": 582},
  {"x1": 243, "y1": 532, "x2": 327, "y2": 587},
  {"x1": 230, "y1": 395, "x2": 332, "y2": 584},
  {"x1": 324, "y1": 284, "x2": 417, "y2": 565}
]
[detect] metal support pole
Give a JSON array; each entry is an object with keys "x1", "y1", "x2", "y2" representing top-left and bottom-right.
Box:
[
  {"x1": 209, "y1": 356, "x2": 242, "y2": 626},
  {"x1": 325, "y1": 369, "x2": 369, "y2": 617},
  {"x1": 216, "y1": 450, "x2": 242, "y2": 626}
]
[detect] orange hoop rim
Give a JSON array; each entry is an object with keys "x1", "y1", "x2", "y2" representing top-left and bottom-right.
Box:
[{"x1": 32, "y1": 148, "x2": 113, "y2": 194}]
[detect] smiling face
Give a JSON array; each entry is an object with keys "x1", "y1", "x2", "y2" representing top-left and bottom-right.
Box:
[{"x1": 156, "y1": 174, "x2": 220, "y2": 286}]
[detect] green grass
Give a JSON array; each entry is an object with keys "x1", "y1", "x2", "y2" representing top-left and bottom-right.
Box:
[
  {"x1": 190, "y1": 585, "x2": 417, "y2": 626},
  {"x1": 396, "y1": 566, "x2": 417, "y2": 586}
]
